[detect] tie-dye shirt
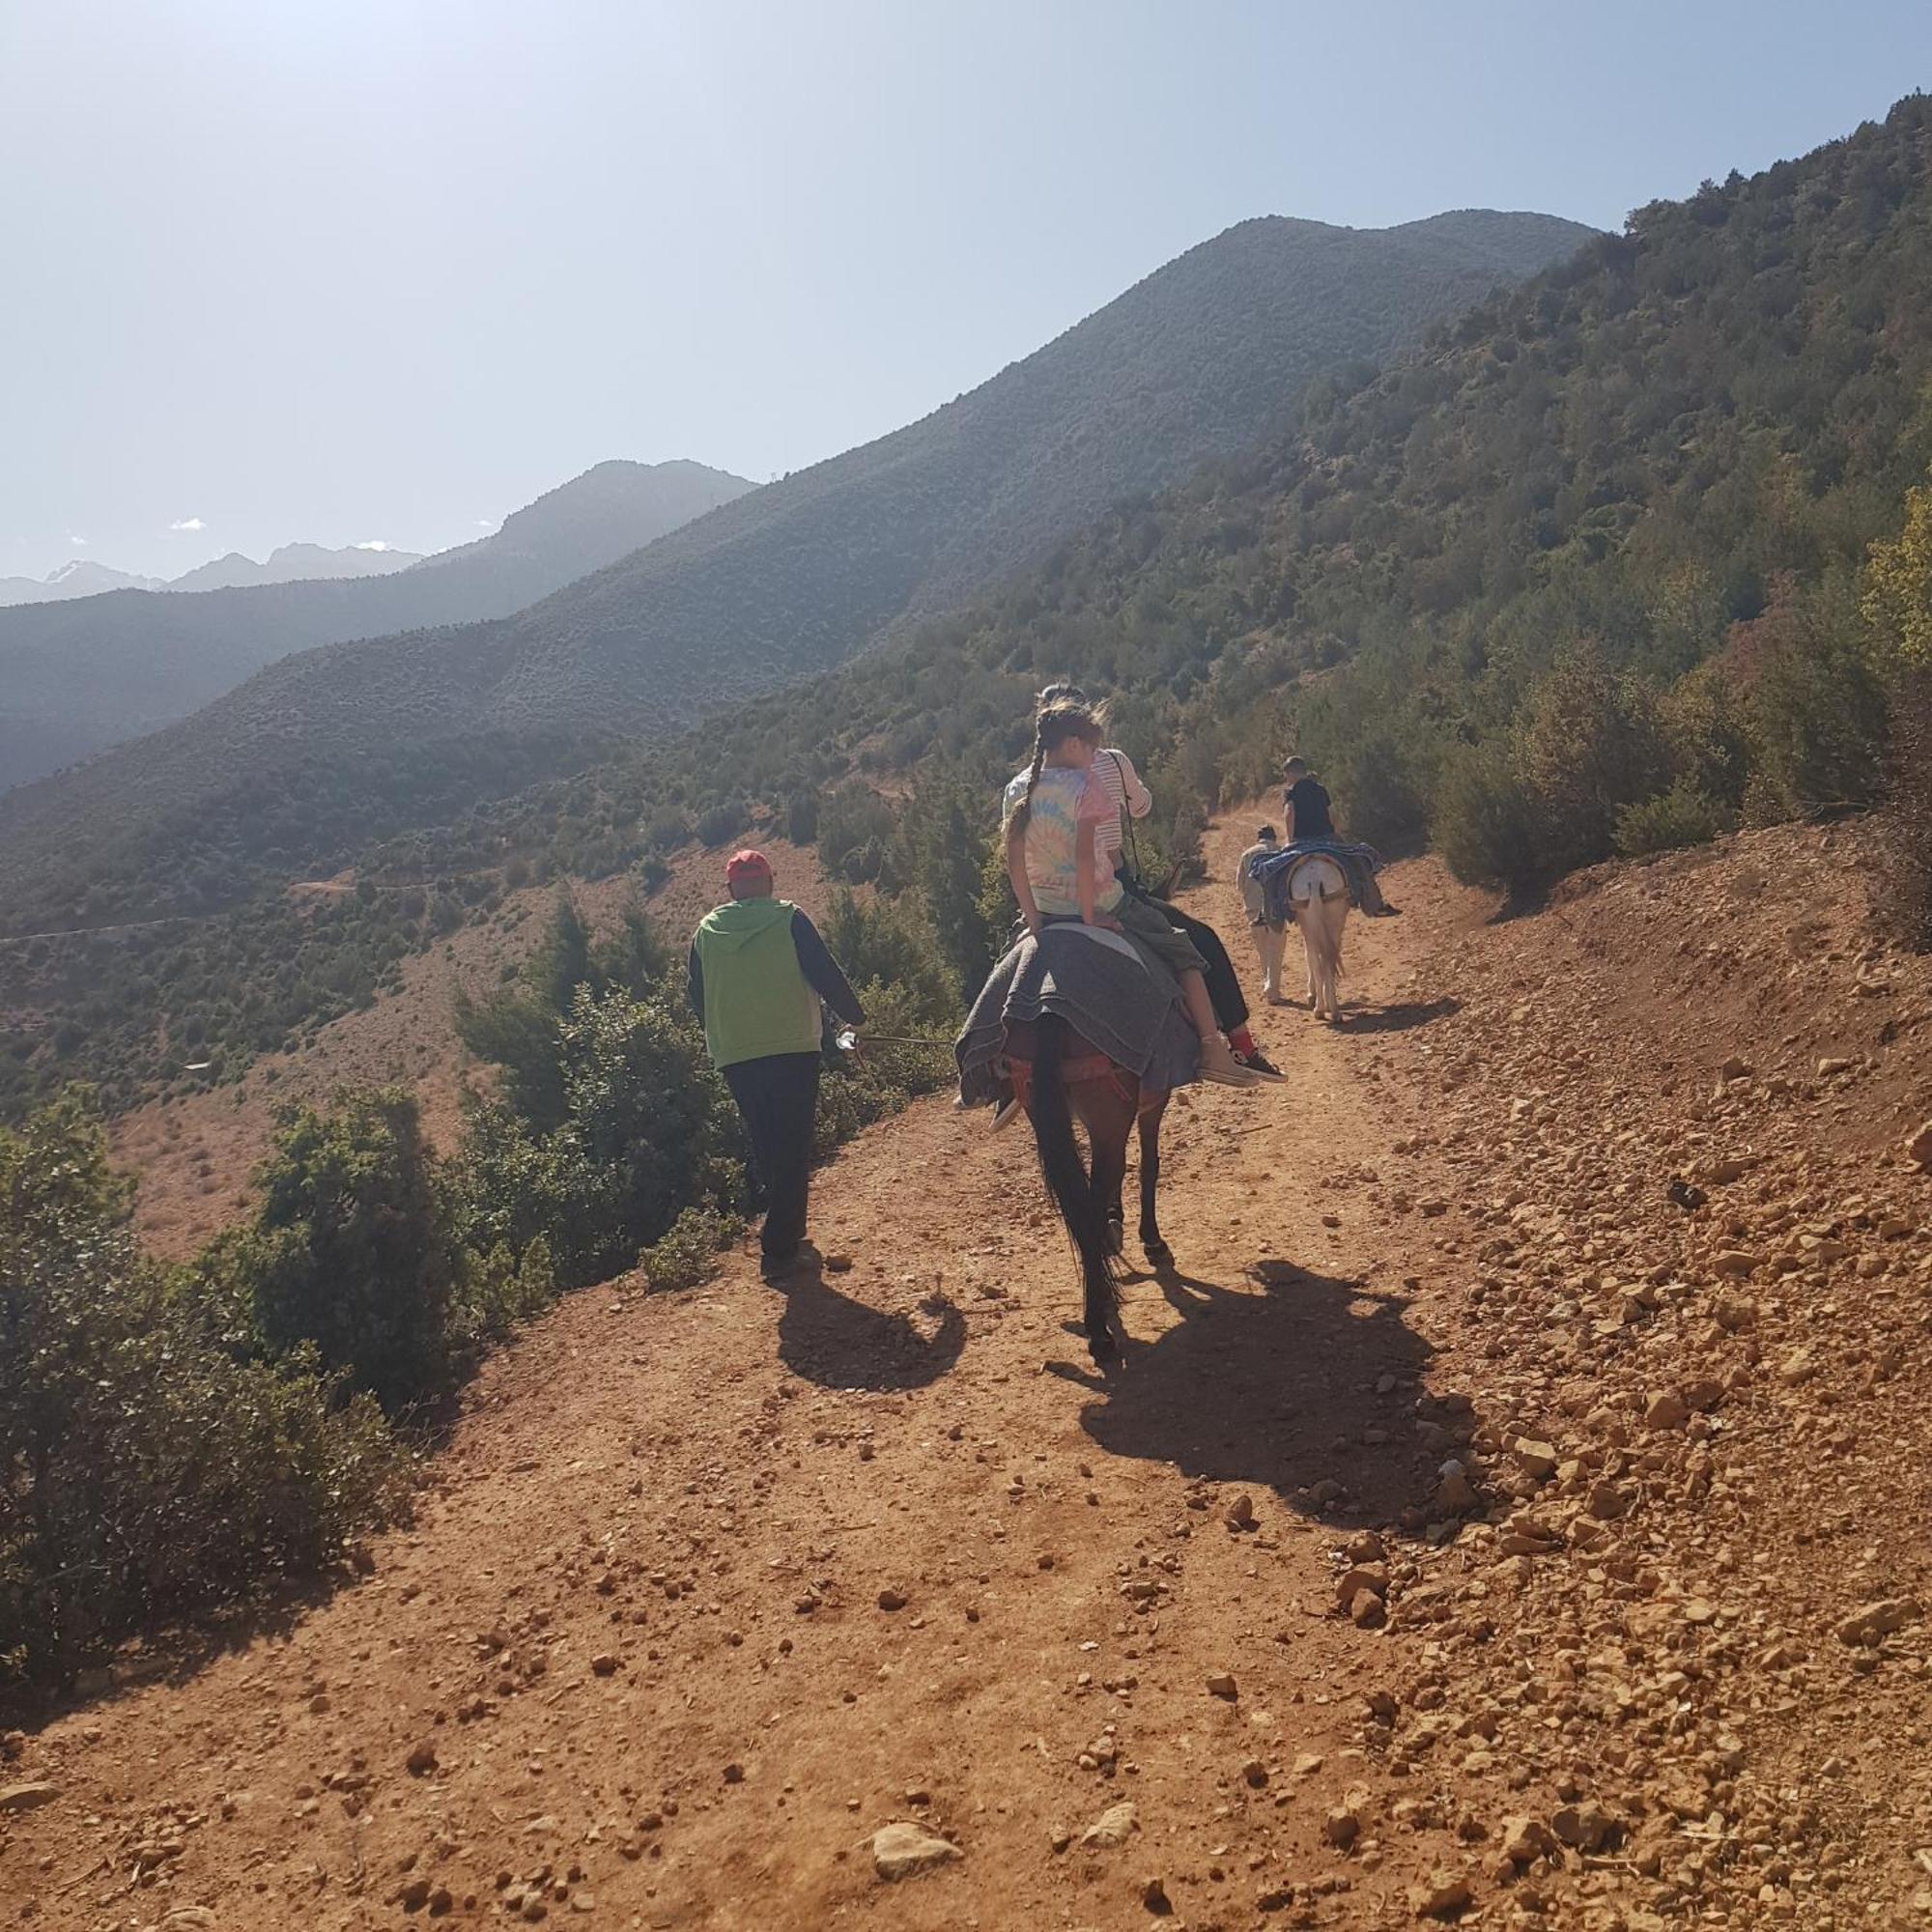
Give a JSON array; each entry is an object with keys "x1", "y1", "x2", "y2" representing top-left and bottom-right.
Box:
[{"x1": 1002, "y1": 764, "x2": 1122, "y2": 918}]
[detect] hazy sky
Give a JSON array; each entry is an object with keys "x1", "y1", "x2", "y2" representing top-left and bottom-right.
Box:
[{"x1": 4, "y1": 2, "x2": 1927, "y2": 579}]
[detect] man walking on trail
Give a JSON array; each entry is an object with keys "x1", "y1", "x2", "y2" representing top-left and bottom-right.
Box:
[
  {"x1": 1237, "y1": 824, "x2": 1288, "y2": 1004},
  {"x1": 687, "y1": 850, "x2": 866, "y2": 1283}
]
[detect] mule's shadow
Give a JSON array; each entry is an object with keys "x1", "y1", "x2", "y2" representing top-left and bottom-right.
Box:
[
  {"x1": 1065, "y1": 1258, "x2": 1436, "y2": 1530},
  {"x1": 1330, "y1": 996, "x2": 1460, "y2": 1035},
  {"x1": 777, "y1": 1264, "x2": 966, "y2": 1392}
]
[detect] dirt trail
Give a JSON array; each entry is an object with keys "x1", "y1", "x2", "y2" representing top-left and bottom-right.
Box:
[{"x1": 7, "y1": 820, "x2": 1930, "y2": 1930}]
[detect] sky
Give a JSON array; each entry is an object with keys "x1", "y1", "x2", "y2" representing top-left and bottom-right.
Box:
[{"x1": 3, "y1": 2, "x2": 1928, "y2": 581}]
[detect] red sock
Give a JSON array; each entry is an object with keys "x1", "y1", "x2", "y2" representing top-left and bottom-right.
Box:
[{"x1": 1229, "y1": 1026, "x2": 1257, "y2": 1058}]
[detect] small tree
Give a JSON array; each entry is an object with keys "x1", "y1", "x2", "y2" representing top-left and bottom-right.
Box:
[
  {"x1": 1, "y1": 1094, "x2": 405, "y2": 1686},
  {"x1": 554, "y1": 985, "x2": 741, "y2": 1263},
  {"x1": 242, "y1": 1089, "x2": 459, "y2": 1413},
  {"x1": 1514, "y1": 643, "x2": 1668, "y2": 874},
  {"x1": 1863, "y1": 479, "x2": 1932, "y2": 668},
  {"x1": 1433, "y1": 743, "x2": 1544, "y2": 895}
]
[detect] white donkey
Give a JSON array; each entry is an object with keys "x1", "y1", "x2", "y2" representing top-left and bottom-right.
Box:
[{"x1": 1279, "y1": 853, "x2": 1350, "y2": 1022}]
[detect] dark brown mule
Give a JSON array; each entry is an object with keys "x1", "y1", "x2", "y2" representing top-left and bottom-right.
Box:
[{"x1": 1002, "y1": 1014, "x2": 1173, "y2": 1365}]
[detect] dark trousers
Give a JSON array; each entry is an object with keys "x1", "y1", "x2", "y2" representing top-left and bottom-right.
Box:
[
  {"x1": 1124, "y1": 883, "x2": 1250, "y2": 1033},
  {"x1": 723, "y1": 1052, "x2": 821, "y2": 1263}
]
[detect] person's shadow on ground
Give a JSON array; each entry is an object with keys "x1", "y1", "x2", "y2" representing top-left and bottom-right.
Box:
[
  {"x1": 777, "y1": 1263, "x2": 966, "y2": 1392},
  {"x1": 1058, "y1": 1258, "x2": 1436, "y2": 1531}
]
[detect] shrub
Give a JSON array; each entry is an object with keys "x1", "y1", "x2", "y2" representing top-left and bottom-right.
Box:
[
  {"x1": 1432, "y1": 743, "x2": 1544, "y2": 894},
  {"x1": 554, "y1": 984, "x2": 742, "y2": 1253},
  {"x1": 1613, "y1": 782, "x2": 1737, "y2": 858},
  {"x1": 890, "y1": 781, "x2": 1001, "y2": 998},
  {"x1": 639, "y1": 1206, "x2": 738, "y2": 1293},
  {"x1": 457, "y1": 1235, "x2": 557, "y2": 1342},
  {"x1": 695, "y1": 800, "x2": 750, "y2": 847},
  {"x1": 0, "y1": 1095, "x2": 408, "y2": 1687},
  {"x1": 817, "y1": 784, "x2": 896, "y2": 881},
  {"x1": 820, "y1": 892, "x2": 959, "y2": 1030},
  {"x1": 1877, "y1": 669, "x2": 1932, "y2": 951},
  {"x1": 1514, "y1": 644, "x2": 1669, "y2": 874},
  {"x1": 237, "y1": 1089, "x2": 460, "y2": 1414},
  {"x1": 452, "y1": 984, "x2": 741, "y2": 1292},
  {"x1": 1862, "y1": 477, "x2": 1932, "y2": 668},
  {"x1": 1737, "y1": 586, "x2": 1889, "y2": 819},
  {"x1": 811, "y1": 981, "x2": 959, "y2": 1151},
  {"x1": 454, "y1": 894, "x2": 665, "y2": 1133}
]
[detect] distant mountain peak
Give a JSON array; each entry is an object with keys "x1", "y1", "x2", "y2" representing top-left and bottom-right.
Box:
[{"x1": 0, "y1": 458, "x2": 757, "y2": 788}]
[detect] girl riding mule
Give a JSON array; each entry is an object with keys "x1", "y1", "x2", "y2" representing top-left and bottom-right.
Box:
[{"x1": 1001, "y1": 696, "x2": 1255, "y2": 1087}]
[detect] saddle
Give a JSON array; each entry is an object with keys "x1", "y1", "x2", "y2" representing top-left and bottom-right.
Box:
[
  {"x1": 954, "y1": 921, "x2": 1200, "y2": 1110},
  {"x1": 1252, "y1": 842, "x2": 1374, "y2": 923},
  {"x1": 997, "y1": 1018, "x2": 1161, "y2": 1117}
]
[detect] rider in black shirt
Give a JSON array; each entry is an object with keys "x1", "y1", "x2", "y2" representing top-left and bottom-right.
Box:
[
  {"x1": 1283, "y1": 762, "x2": 1335, "y2": 841},
  {"x1": 1281, "y1": 757, "x2": 1398, "y2": 916}
]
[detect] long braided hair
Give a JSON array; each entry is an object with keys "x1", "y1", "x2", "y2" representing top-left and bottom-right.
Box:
[{"x1": 1008, "y1": 695, "x2": 1104, "y2": 838}]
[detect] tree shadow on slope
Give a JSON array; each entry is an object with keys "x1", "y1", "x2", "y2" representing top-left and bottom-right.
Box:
[
  {"x1": 1065, "y1": 1258, "x2": 1436, "y2": 1531},
  {"x1": 5, "y1": 1567, "x2": 362, "y2": 1732},
  {"x1": 776, "y1": 1263, "x2": 967, "y2": 1392}
]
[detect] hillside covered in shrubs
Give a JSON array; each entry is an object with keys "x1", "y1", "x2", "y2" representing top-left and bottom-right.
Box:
[
  {"x1": 520, "y1": 93, "x2": 1932, "y2": 905},
  {"x1": 7, "y1": 107, "x2": 1932, "y2": 1128},
  {"x1": 0, "y1": 886, "x2": 958, "y2": 1692},
  {"x1": 0, "y1": 210, "x2": 1593, "y2": 934}
]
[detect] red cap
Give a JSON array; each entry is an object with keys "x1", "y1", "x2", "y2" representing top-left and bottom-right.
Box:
[{"x1": 725, "y1": 848, "x2": 774, "y2": 886}]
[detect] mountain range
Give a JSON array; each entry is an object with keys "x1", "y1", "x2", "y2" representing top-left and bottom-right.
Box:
[
  {"x1": 167, "y1": 543, "x2": 425, "y2": 593},
  {"x1": 0, "y1": 559, "x2": 167, "y2": 605},
  {"x1": 0, "y1": 543, "x2": 425, "y2": 608},
  {"x1": 0, "y1": 460, "x2": 755, "y2": 792},
  {"x1": 0, "y1": 208, "x2": 1595, "y2": 927}
]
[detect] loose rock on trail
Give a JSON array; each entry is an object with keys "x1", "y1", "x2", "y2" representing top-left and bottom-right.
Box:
[{"x1": 4, "y1": 819, "x2": 1930, "y2": 1929}]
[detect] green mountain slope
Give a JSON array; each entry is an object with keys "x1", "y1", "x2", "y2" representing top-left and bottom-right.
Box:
[
  {"x1": 0, "y1": 460, "x2": 753, "y2": 792},
  {"x1": 0, "y1": 210, "x2": 1593, "y2": 931},
  {"x1": 616, "y1": 95, "x2": 1932, "y2": 877},
  {"x1": 14, "y1": 95, "x2": 1932, "y2": 1122},
  {"x1": 395, "y1": 95, "x2": 1932, "y2": 919}
]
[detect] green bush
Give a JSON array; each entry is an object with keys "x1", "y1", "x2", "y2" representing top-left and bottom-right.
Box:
[
  {"x1": 639, "y1": 1206, "x2": 738, "y2": 1294},
  {"x1": 453, "y1": 982, "x2": 742, "y2": 1292},
  {"x1": 454, "y1": 894, "x2": 665, "y2": 1133},
  {"x1": 1514, "y1": 645, "x2": 1669, "y2": 875},
  {"x1": 820, "y1": 891, "x2": 959, "y2": 1029},
  {"x1": 0, "y1": 1095, "x2": 408, "y2": 1688},
  {"x1": 695, "y1": 800, "x2": 750, "y2": 847},
  {"x1": 816, "y1": 784, "x2": 897, "y2": 882},
  {"x1": 232, "y1": 1089, "x2": 460, "y2": 1414},
  {"x1": 1614, "y1": 782, "x2": 1736, "y2": 858},
  {"x1": 1736, "y1": 579, "x2": 1889, "y2": 821},
  {"x1": 811, "y1": 981, "x2": 959, "y2": 1151},
  {"x1": 889, "y1": 780, "x2": 1001, "y2": 998},
  {"x1": 1432, "y1": 743, "x2": 1544, "y2": 894},
  {"x1": 1877, "y1": 670, "x2": 1932, "y2": 951}
]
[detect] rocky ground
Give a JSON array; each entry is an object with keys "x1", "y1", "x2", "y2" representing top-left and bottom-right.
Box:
[{"x1": 3, "y1": 818, "x2": 1928, "y2": 1930}]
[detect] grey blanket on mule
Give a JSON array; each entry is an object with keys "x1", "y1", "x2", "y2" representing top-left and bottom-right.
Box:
[{"x1": 954, "y1": 919, "x2": 1200, "y2": 1108}]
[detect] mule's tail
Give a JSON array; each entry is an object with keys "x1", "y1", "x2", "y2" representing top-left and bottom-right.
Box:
[{"x1": 1028, "y1": 1015, "x2": 1122, "y2": 1360}]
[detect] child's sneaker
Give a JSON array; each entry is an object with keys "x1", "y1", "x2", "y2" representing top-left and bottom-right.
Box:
[
  {"x1": 1197, "y1": 1036, "x2": 1260, "y2": 1087},
  {"x1": 1235, "y1": 1045, "x2": 1288, "y2": 1084}
]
